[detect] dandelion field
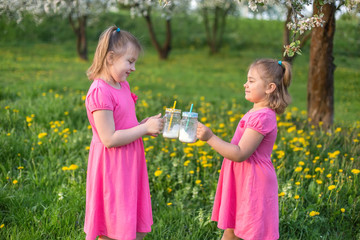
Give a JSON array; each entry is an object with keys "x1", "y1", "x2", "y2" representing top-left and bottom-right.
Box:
[{"x1": 0, "y1": 40, "x2": 360, "y2": 240}]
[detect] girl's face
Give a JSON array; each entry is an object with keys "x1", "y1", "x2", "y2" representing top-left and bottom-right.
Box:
[
  {"x1": 108, "y1": 45, "x2": 139, "y2": 83},
  {"x1": 244, "y1": 66, "x2": 272, "y2": 105}
]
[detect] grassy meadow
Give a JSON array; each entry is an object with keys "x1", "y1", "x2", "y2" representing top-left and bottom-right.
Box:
[{"x1": 1, "y1": 12, "x2": 360, "y2": 240}]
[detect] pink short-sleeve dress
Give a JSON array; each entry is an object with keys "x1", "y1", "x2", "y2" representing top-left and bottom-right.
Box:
[
  {"x1": 211, "y1": 107, "x2": 279, "y2": 240},
  {"x1": 84, "y1": 79, "x2": 152, "y2": 240}
]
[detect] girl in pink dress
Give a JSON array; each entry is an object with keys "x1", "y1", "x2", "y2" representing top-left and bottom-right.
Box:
[
  {"x1": 197, "y1": 59, "x2": 292, "y2": 240},
  {"x1": 84, "y1": 26, "x2": 164, "y2": 240}
]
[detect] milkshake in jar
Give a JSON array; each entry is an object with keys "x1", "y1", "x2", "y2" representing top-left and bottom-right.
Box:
[
  {"x1": 179, "y1": 112, "x2": 198, "y2": 143},
  {"x1": 163, "y1": 108, "x2": 181, "y2": 139}
]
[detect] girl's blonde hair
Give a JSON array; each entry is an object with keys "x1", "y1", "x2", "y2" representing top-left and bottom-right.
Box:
[
  {"x1": 250, "y1": 59, "x2": 292, "y2": 114},
  {"x1": 87, "y1": 26, "x2": 142, "y2": 80}
]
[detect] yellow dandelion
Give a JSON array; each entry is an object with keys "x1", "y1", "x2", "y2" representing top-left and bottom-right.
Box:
[
  {"x1": 26, "y1": 116, "x2": 32, "y2": 122},
  {"x1": 351, "y1": 169, "x2": 360, "y2": 174},
  {"x1": 38, "y1": 132, "x2": 47, "y2": 138},
  {"x1": 328, "y1": 185, "x2": 336, "y2": 190},
  {"x1": 298, "y1": 161, "x2": 305, "y2": 166},
  {"x1": 295, "y1": 182, "x2": 300, "y2": 185},
  {"x1": 309, "y1": 211, "x2": 320, "y2": 217},
  {"x1": 287, "y1": 126, "x2": 296, "y2": 133},
  {"x1": 170, "y1": 152, "x2": 177, "y2": 157},
  {"x1": 294, "y1": 167, "x2": 303, "y2": 172},
  {"x1": 341, "y1": 208, "x2": 345, "y2": 213},
  {"x1": 305, "y1": 174, "x2": 312, "y2": 179},
  {"x1": 189, "y1": 170, "x2": 194, "y2": 174},
  {"x1": 294, "y1": 195, "x2": 300, "y2": 200},
  {"x1": 18, "y1": 166, "x2": 24, "y2": 170},
  {"x1": 184, "y1": 160, "x2": 191, "y2": 166},
  {"x1": 13, "y1": 180, "x2": 18, "y2": 184},
  {"x1": 62, "y1": 166, "x2": 69, "y2": 171},
  {"x1": 316, "y1": 180, "x2": 323, "y2": 184},
  {"x1": 0, "y1": 223, "x2": 4, "y2": 228},
  {"x1": 167, "y1": 188, "x2": 172, "y2": 193},
  {"x1": 195, "y1": 180, "x2": 201, "y2": 185},
  {"x1": 278, "y1": 192, "x2": 285, "y2": 197},
  {"x1": 154, "y1": 170, "x2": 163, "y2": 177},
  {"x1": 68, "y1": 164, "x2": 79, "y2": 170},
  {"x1": 167, "y1": 202, "x2": 172, "y2": 206}
]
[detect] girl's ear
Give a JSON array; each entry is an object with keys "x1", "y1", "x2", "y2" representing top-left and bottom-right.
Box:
[
  {"x1": 106, "y1": 51, "x2": 114, "y2": 65},
  {"x1": 266, "y1": 83, "x2": 276, "y2": 94}
]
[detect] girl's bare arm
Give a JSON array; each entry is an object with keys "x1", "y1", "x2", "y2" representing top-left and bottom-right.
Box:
[{"x1": 93, "y1": 110, "x2": 163, "y2": 148}]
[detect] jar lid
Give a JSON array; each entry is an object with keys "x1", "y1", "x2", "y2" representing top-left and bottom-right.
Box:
[
  {"x1": 182, "y1": 112, "x2": 198, "y2": 118},
  {"x1": 165, "y1": 108, "x2": 181, "y2": 113}
]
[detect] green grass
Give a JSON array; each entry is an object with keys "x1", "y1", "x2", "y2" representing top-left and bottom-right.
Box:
[{"x1": 1, "y1": 15, "x2": 360, "y2": 239}]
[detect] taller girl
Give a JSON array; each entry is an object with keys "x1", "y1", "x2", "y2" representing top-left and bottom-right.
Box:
[
  {"x1": 197, "y1": 59, "x2": 292, "y2": 240},
  {"x1": 84, "y1": 26, "x2": 163, "y2": 240}
]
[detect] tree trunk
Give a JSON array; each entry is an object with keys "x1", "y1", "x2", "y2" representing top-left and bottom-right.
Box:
[
  {"x1": 203, "y1": 6, "x2": 230, "y2": 55},
  {"x1": 69, "y1": 15, "x2": 88, "y2": 61},
  {"x1": 307, "y1": 2, "x2": 336, "y2": 129},
  {"x1": 203, "y1": 8, "x2": 216, "y2": 54},
  {"x1": 144, "y1": 15, "x2": 172, "y2": 60}
]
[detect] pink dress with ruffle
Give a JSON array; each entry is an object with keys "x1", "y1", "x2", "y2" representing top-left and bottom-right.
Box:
[
  {"x1": 211, "y1": 108, "x2": 279, "y2": 240},
  {"x1": 84, "y1": 79, "x2": 152, "y2": 240}
]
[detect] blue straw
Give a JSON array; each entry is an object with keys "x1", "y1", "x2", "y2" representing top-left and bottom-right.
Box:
[{"x1": 185, "y1": 104, "x2": 193, "y2": 130}]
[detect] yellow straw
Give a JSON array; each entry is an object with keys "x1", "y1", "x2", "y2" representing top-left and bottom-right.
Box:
[{"x1": 167, "y1": 101, "x2": 177, "y2": 131}]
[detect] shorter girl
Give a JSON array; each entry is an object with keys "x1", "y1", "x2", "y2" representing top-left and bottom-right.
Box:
[
  {"x1": 197, "y1": 59, "x2": 292, "y2": 240},
  {"x1": 84, "y1": 26, "x2": 163, "y2": 240}
]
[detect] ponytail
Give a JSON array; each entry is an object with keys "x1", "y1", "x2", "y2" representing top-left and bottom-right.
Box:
[
  {"x1": 87, "y1": 26, "x2": 142, "y2": 80},
  {"x1": 249, "y1": 59, "x2": 292, "y2": 114}
]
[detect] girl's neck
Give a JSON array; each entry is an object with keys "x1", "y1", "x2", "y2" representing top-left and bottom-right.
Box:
[
  {"x1": 251, "y1": 102, "x2": 269, "y2": 112},
  {"x1": 98, "y1": 75, "x2": 121, "y2": 89}
]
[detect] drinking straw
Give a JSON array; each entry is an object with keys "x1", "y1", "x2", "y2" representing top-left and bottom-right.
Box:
[
  {"x1": 185, "y1": 103, "x2": 193, "y2": 130},
  {"x1": 167, "y1": 101, "x2": 177, "y2": 131}
]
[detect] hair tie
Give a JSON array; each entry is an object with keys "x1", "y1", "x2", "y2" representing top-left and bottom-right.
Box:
[
  {"x1": 116, "y1": 27, "x2": 120, "y2": 32},
  {"x1": 278, "y1": 60, "x2": 282, "y2": 66}
]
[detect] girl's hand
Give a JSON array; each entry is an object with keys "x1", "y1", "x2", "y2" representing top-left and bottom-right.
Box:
[
  {"x1": 144, "y1": 113, "x2": 163, "y2": 136},
  {"x1": 140, "y1": 117, "x2": 150, "y2": 125},
  {"x1": 197, "y1": 122, "x2": 214, "y2": 141}
]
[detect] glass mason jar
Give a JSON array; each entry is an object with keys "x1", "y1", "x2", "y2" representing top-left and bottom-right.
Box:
[
  {"x1": 163, "y1": 108, "x2": 181, "y2": 139},
  {"x1": 179, "y1": 112, "x2": 198, "y2": 143}
]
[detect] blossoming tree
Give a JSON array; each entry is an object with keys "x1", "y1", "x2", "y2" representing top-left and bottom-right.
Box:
[
  {"x1": 196, "y1": 0, "x2": 238, "y2": 54},
  {"x1": 0, "y1": 0, "x2": 117, "y2": 61},
  {"x1": 118, "y1": 0, "x2": 191, "y2": 60}
]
